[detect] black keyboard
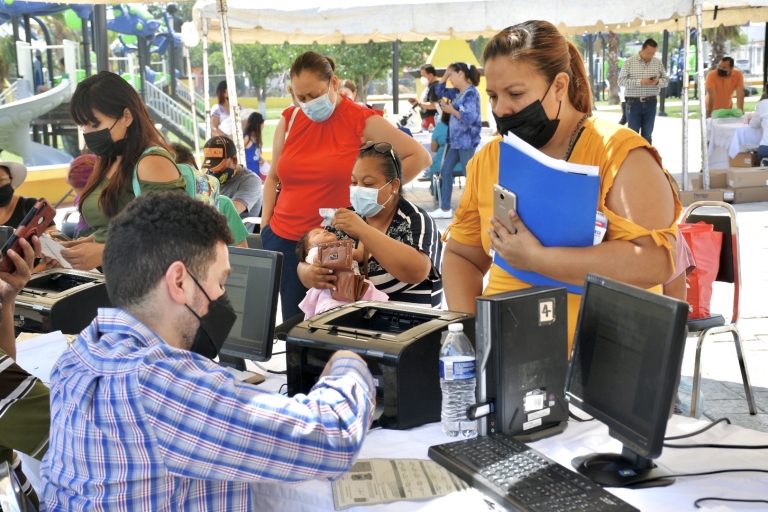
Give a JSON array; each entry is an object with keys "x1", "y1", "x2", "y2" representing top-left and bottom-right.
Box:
[{"x1": 428, "y1": 434, "x2": 638, "y2": 512}]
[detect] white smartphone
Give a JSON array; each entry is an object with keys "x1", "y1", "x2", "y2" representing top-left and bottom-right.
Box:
[{"x1": 493, "y1": 184, "x2": 517, "y2": 234}]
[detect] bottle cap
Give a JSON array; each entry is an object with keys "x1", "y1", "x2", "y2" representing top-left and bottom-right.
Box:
[{"x1": 448, "y1": 323, "x2": 463, "y2": 332}]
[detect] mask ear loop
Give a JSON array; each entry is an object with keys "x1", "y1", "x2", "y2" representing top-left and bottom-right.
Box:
[{"x1": 541, "y1": 79, "x2": 563, "y2": 121}]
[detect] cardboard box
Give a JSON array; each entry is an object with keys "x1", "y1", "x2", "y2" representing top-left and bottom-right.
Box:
[
  {"x1": 689, "y1": 170, "x2": 728, "y2": 189},
  {"x1": 678, "y1": 188, "x2": 733, "y2": 206},
  {"x1": 731, "y1": 186, "x2": 768, "y2": 204},
  {"x1": 727, "y1": 167, "x2": 768, "y2": 188},
  {"x1": 728, "y1": 150, "x2": 759, "y2": 168}
]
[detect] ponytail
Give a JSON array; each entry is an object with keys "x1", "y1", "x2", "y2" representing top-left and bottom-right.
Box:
[
  {"x1": 566, "y1": 42, "x2": 592, "y2": 115},
  {"x1": 450, "y1": 62, "x2": 481, "y2": 86}
]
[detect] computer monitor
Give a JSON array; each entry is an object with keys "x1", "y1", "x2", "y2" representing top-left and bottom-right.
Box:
[
  {"x1": 565, "y1": 274, "x2": 688, "y2": 489},
  {"x1": 218, "y1": 247, "x2": 282, "y2": 373}
]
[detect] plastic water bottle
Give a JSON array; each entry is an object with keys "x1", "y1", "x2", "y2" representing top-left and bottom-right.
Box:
[{"x1": 439, "y1": 323, "x2": 477, "y2": 438}]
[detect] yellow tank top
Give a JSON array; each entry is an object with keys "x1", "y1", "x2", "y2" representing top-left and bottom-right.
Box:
[{"x1": 448, "y1": 117, "x2": 681, "y2": 351}]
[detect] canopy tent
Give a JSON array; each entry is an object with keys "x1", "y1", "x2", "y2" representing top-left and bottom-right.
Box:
[{"x1": 190, "y1": 0, "x2": 768, "y2": 184}]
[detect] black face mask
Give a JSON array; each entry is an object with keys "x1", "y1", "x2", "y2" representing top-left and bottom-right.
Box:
[
  {"x1": 83, "y1": 119, "x2": 126, "y2": 158},
  {"x1": 717, "y1": 68, "x2": 729, "y2": 77},
  {"x1": 493, "y1": 81, "x2": 561, "y2": 148},
  {"x1": 209, "y1": 166, "x2": 235, "y2": 185},
  {"x1": 0, "y1": 184, "x2": 13, "y2": 207},
  {"x1": 185, "y1": 273, "x2": 237, "y2": 360}
]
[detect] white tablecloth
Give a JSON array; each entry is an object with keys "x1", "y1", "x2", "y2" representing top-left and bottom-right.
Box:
[
  {"x1": 250, "y1": 415, "x2": 768, "y2": 511},
  {"x1": 707, "y1": 117, "x2": 762, "y2": 169}
]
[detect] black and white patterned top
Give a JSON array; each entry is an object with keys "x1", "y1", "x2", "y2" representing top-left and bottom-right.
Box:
[{"x1": 332, "y1": 198, "x2": 443, "y2": 307}]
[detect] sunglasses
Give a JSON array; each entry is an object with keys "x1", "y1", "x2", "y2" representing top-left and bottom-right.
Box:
[{"x1": 360, "y1": 141, "x2": 401, "y2": 178}]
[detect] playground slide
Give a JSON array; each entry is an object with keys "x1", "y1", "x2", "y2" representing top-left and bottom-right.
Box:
[{"x1": 0, "y1": 80, "x2": 74, "y2": 166}]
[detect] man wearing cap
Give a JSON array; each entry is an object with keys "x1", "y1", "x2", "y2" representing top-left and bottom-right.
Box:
[
  {"x1": 0, "y1": 161, "x2": 38, "y2": 228},
  {"x1": 202, "y1": 136, "x2": 263, "y2": 218}
]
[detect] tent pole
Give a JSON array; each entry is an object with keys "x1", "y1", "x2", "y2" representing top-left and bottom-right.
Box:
[
  {"x1": 92, "y1": 6, "x2": 109, "y2": 73},
  {"x1": 185, "y1": 45, "x2": 200, "y2": 157},
  {"x1": 202, "y1": 18, "x2": 212, "y2": 141},
  {"x1": 682, "y1": 17, "x2": 691, "y2": 191},
  {"x1": 217, "y1": 0, "x2": 245, "y2": 162},
  {"x1": 659, "y1": 30, "x2": 669, "y2": 116},
  {"x1": 392, "y1": 40, "x2": 400, "y2": 115},
  {"x1": 763, "y1": 23, "x2": 767, "y2": 89},
  {"x1": 695, "y1": 0, "x2": 709, "y2": 189}
]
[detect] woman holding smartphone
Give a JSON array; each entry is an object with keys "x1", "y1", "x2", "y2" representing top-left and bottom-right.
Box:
[
  {"x1": 61, "y1": 72, "x2": 186, "y2": 270},
  {"x1": 443, "y1": 21, "x2": 680, "y2": 351}
]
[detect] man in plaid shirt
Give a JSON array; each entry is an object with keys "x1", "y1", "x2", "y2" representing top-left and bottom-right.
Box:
[
  {"x1": 41, "y1": 192, "x2": 376, "y2": 511},
  {"x1": 618, "y1": 38, "x2": 668, "y2": 145}
]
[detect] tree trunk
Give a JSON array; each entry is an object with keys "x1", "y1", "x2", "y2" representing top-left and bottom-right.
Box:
[{"x1": 607, "y1": 31, "x2": 620, "y2": 105}]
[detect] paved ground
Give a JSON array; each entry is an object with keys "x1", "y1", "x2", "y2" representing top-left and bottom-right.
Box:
[{"x1": 408, "y1": 110, "x2": 768, "y2": 432}]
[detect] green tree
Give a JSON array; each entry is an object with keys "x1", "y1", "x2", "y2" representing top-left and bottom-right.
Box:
[
  {"x1": 232, "y1": 42, "x2": 297, "y2": 114},
  {"x1": 705, "y1": 25, "x2": 746, "y2": 67}
]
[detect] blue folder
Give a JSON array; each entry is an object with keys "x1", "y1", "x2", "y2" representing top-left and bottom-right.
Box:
[{"x1": 493, "y1": 135, "x2": 600, "y2": 294}]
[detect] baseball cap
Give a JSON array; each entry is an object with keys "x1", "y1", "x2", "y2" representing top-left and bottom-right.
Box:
[
  {"x1": 0, "y1": 161, "x2": 28, "y2": 188},
  {"x1": 202, "y1": 136, "x2": 236, "y2": 169}
]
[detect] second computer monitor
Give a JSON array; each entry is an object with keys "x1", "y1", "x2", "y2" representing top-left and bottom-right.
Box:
[
  {"x1": 219, "y1": 247, "x2": 282, "y2": 370},
  {"x1": 566, "y1": 274, "x2": 688, "y2": 488}
]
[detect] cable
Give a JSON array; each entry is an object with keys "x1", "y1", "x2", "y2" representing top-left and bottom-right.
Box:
[
  {"x1": 271, "y1": 351, "x2": 285, "y2": 356},
  {"x1": 694, "y1": 497, "x2": 768, "y2": 509},
  {"x1": 253, "y1": 361, "x2": 287, "y2": 375},
  {"x1": 633, "y1": 468, "x2": 768, "y2": 486},
  {"x1": 664, "y1": 417, "x2": 731, "y2": 441},
  {"x1": 664, "y1": 442, "x2": 768, "y2": 449}
]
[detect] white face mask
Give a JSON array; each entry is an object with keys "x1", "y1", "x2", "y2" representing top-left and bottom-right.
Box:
[
  {"x1": 420, "y1": 76, "x2": 429, "y2": 86},
  {"x1": 349, "y1": 181, "x2": 393, "y2": 218}
]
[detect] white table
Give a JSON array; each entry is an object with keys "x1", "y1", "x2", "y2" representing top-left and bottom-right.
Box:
[
  {"x1": 249, "y1": 415, "x2": 768, "y2": 511},
  {"x1": 707, "y1": 117, "x2": 761, "y2": 169}
]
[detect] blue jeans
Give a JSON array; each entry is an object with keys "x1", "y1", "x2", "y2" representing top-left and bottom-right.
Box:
[
  {"x1": 260, "y1": 224, "x2": 305, "y2": 321},
  {"x1": 626, "y1": 97, "x2": 657, "y2": 145},
  {"x1": 439, "y1": 146, "x2": 475, "y2": 210},
  {"x1": 757, "y1": 145, "x2": 768, "y2": 164}
]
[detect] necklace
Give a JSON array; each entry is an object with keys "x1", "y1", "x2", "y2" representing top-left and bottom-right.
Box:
[{"x1": 564, "y1": 114, "x2": 590, "y2": 161}]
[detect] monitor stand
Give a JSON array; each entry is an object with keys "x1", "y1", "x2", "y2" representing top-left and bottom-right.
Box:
[
  {"x1": 572, "y1": 446, "x2": 675, "y2": 489},
  {"x1": 219, "y1": 354, "x2": 266, "y2": 385}
]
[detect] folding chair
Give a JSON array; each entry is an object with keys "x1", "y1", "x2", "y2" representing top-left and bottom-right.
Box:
[{"x1": 682, "y1": 200, "x2": 756, "y2": 417}]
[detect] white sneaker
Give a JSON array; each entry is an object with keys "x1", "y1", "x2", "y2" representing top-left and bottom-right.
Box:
[{"x1": 429, "y1": 208, "x2": 453, "y2": 219}]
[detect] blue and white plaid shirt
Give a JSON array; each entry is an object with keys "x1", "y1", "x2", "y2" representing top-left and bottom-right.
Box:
[{"x1": 41, "y1": 308, "x2": 375, "y2": 511}]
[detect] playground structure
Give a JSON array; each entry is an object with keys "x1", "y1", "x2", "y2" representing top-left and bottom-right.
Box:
[{"x1": 0, "y1": 2, "x2": 202, "y2": 170}]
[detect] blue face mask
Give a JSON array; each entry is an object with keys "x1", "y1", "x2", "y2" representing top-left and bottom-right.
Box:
[
  {"x1": 350, "y1": 181, "x2": 393, "y2": 218},
  {"x1": 299, "y1": 89, "x2": 336, "y2": 122}
]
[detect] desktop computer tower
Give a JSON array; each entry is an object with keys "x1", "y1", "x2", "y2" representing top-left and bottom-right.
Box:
[{"x1": 475, "y1": 287, "x2": 569, "y2": 441}]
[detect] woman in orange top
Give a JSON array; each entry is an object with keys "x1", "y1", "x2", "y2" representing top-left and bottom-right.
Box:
[
  {"x1": 262, "y1": 51, "x2": 430, "y2": 319},
  {"x1": 443, "y1": 21, "x2": 681, "y2": 352}
]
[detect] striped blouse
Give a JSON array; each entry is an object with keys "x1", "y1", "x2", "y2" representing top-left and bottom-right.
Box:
[{"x1": 334, "y1": 198, "x2": 444, "y2": 307}]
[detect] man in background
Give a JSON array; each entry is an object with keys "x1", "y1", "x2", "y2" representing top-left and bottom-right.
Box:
[
  {"x1": 705, "y1": 56, "x2": 745, "y2": 118},
  {"x1": 202, "y1": 135, "x2": 263, "y2": 217},
  {"x1": 618, "y1": 38, "x2": 668, "y2": 144},
  {"x1": 41, "y1": 192, "x2": 375, "y2": 510}
]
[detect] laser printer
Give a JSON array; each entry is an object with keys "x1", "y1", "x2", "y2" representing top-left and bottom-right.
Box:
[
  {"x1": 14, "y1": 269, "x2": 110, "y2": 334},
  {"x1": 287, "y1": 302, "x2": 474, "y2": 429}
]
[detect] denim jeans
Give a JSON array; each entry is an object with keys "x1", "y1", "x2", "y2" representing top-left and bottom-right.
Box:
[
  {"x1": 439, "y1": 146, "x2": 475, "y2": 210},
  {"x1": 260, "y1": 224, "x2": 306, "y2": 320},
  {"x1": 757, "y1": 145, "x2": 768, "y2": 164},
  {"x1": 626, "y1": 97, "x2": 657, "y2": 145}
]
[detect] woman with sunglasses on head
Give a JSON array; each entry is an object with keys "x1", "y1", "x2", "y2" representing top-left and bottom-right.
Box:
[
  {"x1": 299, "y1": 142, "x2": 443, "y2": 307},
  {"x1": 262, "y1": 51, "x2": 431, "y2": 319},
  {"x1": 443, "y1": 21, "x2": 681, "y2": 350},
  {"x1": 60, "y1": 71, "x2": 186, "y2": 270}
]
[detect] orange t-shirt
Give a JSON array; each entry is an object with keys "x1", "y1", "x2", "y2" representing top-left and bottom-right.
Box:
[
  {"x1": 270, "y1": 98, "x2": 377, "y2": 241},
  {"x1": 705, "y1": 68, "x2": 744, "y2": 111},
  {"x1": 448, "y1": 118, "x2": 681, "y2": 352}
]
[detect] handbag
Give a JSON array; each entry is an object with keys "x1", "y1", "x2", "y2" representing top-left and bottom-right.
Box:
[
  {"x1": 317, "y1": 239, "x2": 354, "y2": 271},
  {"x1": 331, "y1": 270, "x2": 370, "y2": 302},
  {"x1": 679, "y1": 222, "x2": 723, "y2": 319}
]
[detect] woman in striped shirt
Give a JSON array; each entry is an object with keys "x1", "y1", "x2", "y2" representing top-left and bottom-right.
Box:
[{"x1": 299, "y1": 142, "x2": 443, "y2": 307}]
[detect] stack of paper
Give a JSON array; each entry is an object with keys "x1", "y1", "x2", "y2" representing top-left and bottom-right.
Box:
[{"x1": 495, "y1": 133, "x2": 600, "y2": 294}]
